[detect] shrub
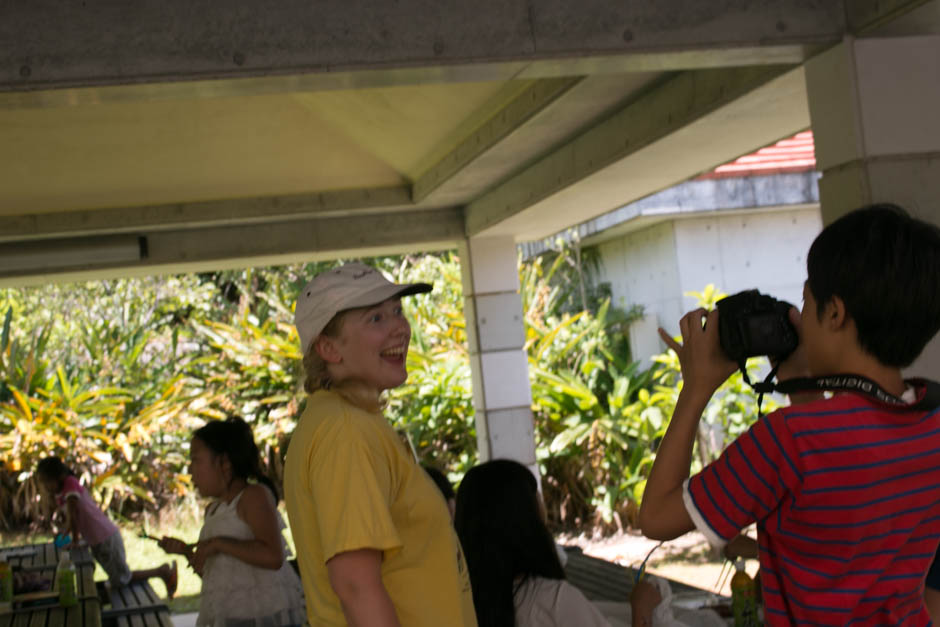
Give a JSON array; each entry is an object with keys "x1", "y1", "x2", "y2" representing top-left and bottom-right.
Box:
[{"x1": 0, "y1": 249, "x2": 777, "y2": 539}]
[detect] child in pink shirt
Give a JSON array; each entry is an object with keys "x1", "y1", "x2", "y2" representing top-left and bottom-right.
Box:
[{"x1": 37, "y1": 456, "x2": 177, "y2": 597}]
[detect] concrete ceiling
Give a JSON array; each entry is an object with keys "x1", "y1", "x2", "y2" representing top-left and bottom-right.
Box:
[{"x1": 0, "y1": 0, "x2": 933, "y2": 285}]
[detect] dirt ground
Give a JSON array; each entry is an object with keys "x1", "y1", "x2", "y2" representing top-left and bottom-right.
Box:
[{"x1": 560, "y1": 530, "x2": 759, "y2": 598}]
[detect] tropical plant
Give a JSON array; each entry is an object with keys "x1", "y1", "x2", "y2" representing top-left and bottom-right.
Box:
[
  {"x1": 385, "y1": 253, "x2": 477, "y2": 481},
  {"x1": 522, "y1": 244, "x2": 655, "y2": 531},
  {"x1": 522, "y1": 238, "x2": 780, "y2": 533},
  {"x1": 0, "y1": 278, "x2": 218, "y2": 529}
]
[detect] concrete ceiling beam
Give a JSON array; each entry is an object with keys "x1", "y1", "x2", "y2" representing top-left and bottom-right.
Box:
[
  {"x1": 464, "y1": 64, "x2": 799, "y2": 239},
  {"x1": 411, "y1": 73, "x2": 668, "y2": 208},
  {"x1": 0, "y1": 48, "x2": 811, "y2": 112},
  {"x1": 412, "y1": 77, "x2": 581, "y2": 203},
  {"x1": 1, "y1": 0, "x2": 846, "y2": 98},
  {"x1": 0, "y1": 186, "x2": 412, "y2": 243},
  {"x1": 0, "y1": 207, "x2": 464, "y2": 287}
]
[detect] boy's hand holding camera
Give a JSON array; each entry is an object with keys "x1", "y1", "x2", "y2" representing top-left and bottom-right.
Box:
[
  {"x1": 643, "y1": 292, "x2": 820, "y2": 537},
  {"x1": 640, "y1": 308, "x2": 728, "y2": 540},
  {"x1": 657, "y1": 308, "x2": 737, "y2": 404},
  {"x1": 641, "y1": 303, "x2": 806, "y2": 540}
]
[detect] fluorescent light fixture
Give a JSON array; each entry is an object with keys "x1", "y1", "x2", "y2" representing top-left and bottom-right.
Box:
[{"x1": 0, "y1": 235, "x2": 146, "y2": 275}]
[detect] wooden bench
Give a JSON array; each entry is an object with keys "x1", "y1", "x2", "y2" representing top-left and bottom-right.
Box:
[{"x1": 101, "y1": 580, "x2": 174, "y2": 627}]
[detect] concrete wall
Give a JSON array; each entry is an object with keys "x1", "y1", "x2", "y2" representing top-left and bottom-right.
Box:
[
  {"x1": 597, "y1": 221, "x2": 681, "y2": 364},
  {"x1": 596, "y1": 206, "x2": 822, "y2": 365}
]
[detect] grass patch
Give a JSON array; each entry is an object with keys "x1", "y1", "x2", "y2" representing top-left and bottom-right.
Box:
[{"x1": 122, "y1": 520, "x2": 201, "y2": 611}]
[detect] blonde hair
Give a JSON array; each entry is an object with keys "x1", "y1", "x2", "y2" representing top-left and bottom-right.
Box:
[{"x1": 302, "y1": 311, "x2": 385, "y2": 413}]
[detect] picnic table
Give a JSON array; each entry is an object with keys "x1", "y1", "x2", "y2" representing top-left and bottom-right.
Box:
[{"x1": 0, "y1": 542, "x2": 101, "y2": 627}]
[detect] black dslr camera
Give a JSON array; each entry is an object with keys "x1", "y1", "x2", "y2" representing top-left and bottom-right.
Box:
[{"x1": 716, "y1": 290, "x2": 798, "y2": 364}]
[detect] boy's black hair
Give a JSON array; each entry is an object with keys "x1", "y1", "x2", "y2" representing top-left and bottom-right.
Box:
[
  {"x1": 806, "y1": 203, "x2": 940, "y2": 367},
  {"x1": 193, "y1": 417, "x2": 279, "y2": 501},
  {"x1": 36, "y1": 456, "x2": 74, "y2": 480}
]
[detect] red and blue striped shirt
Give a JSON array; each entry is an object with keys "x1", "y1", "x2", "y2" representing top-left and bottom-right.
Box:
[{"x1": 684, "y1": 385, "x2": 940, "y2": 625}]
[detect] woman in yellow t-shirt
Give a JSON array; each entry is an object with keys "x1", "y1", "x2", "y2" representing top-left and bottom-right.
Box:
[{"x1": 283, "y1": 262, "x2": 477, "y2": 627}]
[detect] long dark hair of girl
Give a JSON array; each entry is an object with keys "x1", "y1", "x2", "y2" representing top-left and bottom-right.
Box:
[
  {"x1": 193, "y1": 417, "x2": 279, "y2": 501},
  {"x1": 455, "y1": 459, "x2": 565, "y2": 627}
]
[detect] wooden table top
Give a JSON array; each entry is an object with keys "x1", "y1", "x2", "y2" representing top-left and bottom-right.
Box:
[
  {"x1": 563, "y1": 545, "x2": 720, "y2": 600},
  {"x1": 0, "y1": 542, "x2": 102, "y2": 627}
]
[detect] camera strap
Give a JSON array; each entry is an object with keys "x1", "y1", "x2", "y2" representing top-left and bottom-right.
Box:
[
  {"x1": 738, "y1": 360, "x2": 782, "y2": 418},
  {"x1": 747, "y1": 372, "x2": 940, "y2": 412}
]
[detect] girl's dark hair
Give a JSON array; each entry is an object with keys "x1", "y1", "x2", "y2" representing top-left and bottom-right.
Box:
[
  {"x1": 455, "y1": 459, "x2": 565, "y2": 627},
  {"x1": 36, "y1": 456, "x2": 74, "y2": 481},
  {"x1": 193, "y1": 417, "x2": 279, "y2": 501}
]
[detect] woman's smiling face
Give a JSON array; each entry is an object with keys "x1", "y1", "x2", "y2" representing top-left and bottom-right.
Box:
[{"x1": 326, "y1": 297, "x2": 411, "y2": 392}]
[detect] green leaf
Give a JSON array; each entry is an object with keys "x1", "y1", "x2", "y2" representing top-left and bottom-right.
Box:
[
  {"x1": 534, "y1": 312, "x2": 585, "y2": 361},
  {"x1": 641, "y1": 406, "x2": 664, "y2": 430},
  {"x1": 1, "y1": 307, "x2": 11, "y2": 354},
  {"x1": 633, "y1": 479, "x2": 647, "y2": 504},
  {"x1": 56, "y1": 366, "x2": 73, "y2": 404},
  {"x1": 10, "y1": 388, "x2": 34, "y2": 422},
  {"x1": 550, "y1": 422, "x2": 590, "y2": 453}
]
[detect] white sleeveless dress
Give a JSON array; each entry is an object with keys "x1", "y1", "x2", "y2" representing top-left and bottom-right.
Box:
[{"x1": 197, "y1": 489, "x2": 306, "y2": 627}]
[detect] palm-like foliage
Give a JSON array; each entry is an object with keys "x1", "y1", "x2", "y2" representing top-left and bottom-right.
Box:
[
  {"x1": 386, "y1": 253, "x2": 476, "y2": 480},
  {"x1": 524, "y1": 249, "x2": 655, "y2": 529},
  {"x1": 0, "y1": 278, "x2": 213, "y2": 529}
]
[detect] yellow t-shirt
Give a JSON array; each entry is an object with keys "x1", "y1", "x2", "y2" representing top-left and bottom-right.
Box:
[{"x1": 283, "y1": 389, "x2": 477, "y2": 627}]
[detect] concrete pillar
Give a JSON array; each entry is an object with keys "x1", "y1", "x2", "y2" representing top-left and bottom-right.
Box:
[
  {"x1": 804, "y1": 34, "x2": 940, "y2": 378},
  {"x1": 458, "y1": 236, "x2": 537, "y2": 469}
]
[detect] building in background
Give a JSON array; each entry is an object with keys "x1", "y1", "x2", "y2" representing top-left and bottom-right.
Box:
[{"x1": 521, "y1": 132, "x2": 822, "y2": 366}]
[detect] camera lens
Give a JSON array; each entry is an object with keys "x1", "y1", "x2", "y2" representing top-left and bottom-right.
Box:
[{"x1": 747, "y1": 315, "x2": 778, "y2": 352}]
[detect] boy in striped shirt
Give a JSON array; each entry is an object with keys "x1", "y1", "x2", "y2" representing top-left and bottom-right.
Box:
[{"x1": 639, "y1": 204, "x2": 940, "y2": 625}]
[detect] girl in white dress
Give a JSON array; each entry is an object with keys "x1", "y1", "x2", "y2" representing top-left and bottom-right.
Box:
[
  {"x1": 456, "y1": 459, "x2": 613, "y2": 627},
  {"x1": 455, "y1": 460, "x2": 725, "y2": 627},
  {"x1": 159, "y1": 418, "x2": 305, "y2": 627}
]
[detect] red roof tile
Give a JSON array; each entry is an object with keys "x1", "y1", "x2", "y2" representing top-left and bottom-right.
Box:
[{"x1": 697, "y1": 131, "x2": 816, "y2": 179}]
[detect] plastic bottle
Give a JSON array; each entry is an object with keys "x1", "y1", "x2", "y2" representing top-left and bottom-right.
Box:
[
  {"x1": 730, "y1": 558, "x2": 759, "y2": 627},
  {"x1": 55, "y1": 553, "x2": 77, "y2": 607},
  {"x1": 0, "y1": 559, "x2": 12, "y2": 603}
]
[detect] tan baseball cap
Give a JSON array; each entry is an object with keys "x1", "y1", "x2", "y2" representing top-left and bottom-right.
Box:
[{"x1": 294, "y1": 262, "x2": 432, "y2": 355}]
